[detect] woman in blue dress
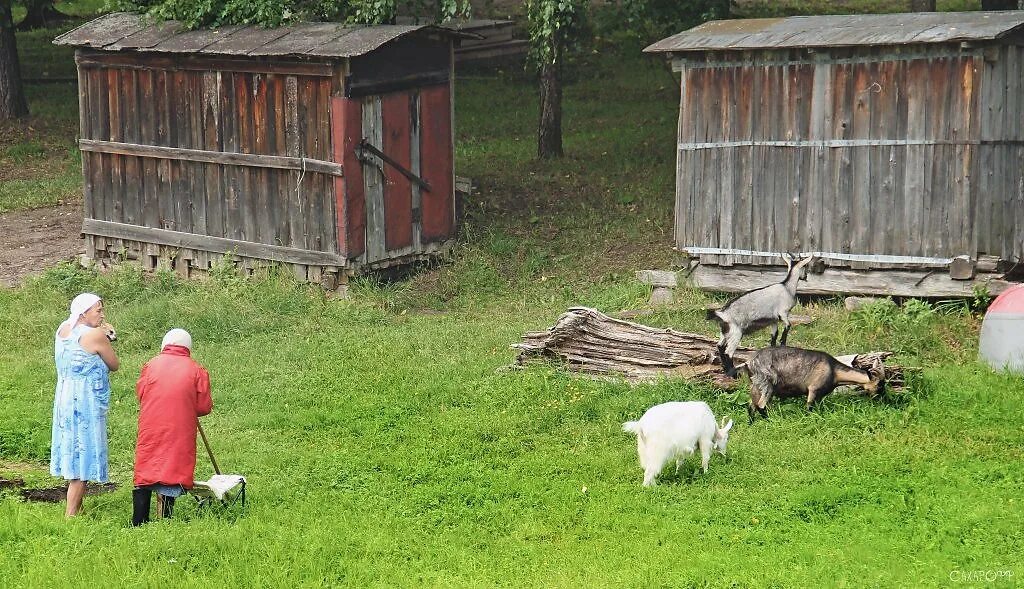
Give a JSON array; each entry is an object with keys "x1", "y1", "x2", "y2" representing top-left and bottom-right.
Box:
[{"x1": 51, "y1": 293, "x2": 119, "y2": 517}]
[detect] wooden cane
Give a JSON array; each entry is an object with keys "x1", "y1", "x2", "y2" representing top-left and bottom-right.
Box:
[{"x1": 197, "y1": 421, "x2": 221, "y2": 476}]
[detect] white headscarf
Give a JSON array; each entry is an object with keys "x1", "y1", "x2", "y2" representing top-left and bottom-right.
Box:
[
  {"x1": 161, "y1": 328, "x2": 193, "y2": 351},
  {"x1": 59, "y1": 293, "x2": 101, "y2": 334}
]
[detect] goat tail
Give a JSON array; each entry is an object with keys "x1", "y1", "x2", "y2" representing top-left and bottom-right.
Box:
[
  {"x1": 833, "y1": 363, "x2": 873, "y2": 386},
  {"x1": 622, "y1": 421, "x2": 643, "y2": 438},
  {"x1": 705, "y1": 308, "x2": 719, "y2": 321}
]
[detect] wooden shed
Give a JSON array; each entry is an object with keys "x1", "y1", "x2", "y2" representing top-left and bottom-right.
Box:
[
  {"x1": 646, "y1": 11, "x2": 1024, "y2": 297},
  {"x1": 54, "y1": 13, "x2": 470, "y2": 289}
]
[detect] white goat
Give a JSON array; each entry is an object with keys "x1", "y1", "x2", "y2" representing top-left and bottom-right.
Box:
[
  {"x1": 622, "y1": 401, "x2": 733, "y2": 487},
  {"x1": 706, "y1": 254, "x2": 815, "y2": 377}
]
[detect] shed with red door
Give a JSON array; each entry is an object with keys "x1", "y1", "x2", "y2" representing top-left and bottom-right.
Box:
[{"x1": 55, "y1": 13, "x2": 468, "y2": 288}]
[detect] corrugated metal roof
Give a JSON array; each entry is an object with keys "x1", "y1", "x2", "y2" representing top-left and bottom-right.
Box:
[
  {"x1": 54, "y1": 12, "x2": 470, "y2": 58},
  {"x1": 645, "y1": 11, "x2": 1024, "y2": 53}
]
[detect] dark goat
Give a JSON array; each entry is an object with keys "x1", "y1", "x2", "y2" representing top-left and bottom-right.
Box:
[{"x1": 744, "y1": 346, "x2": 885, "y2": 421}]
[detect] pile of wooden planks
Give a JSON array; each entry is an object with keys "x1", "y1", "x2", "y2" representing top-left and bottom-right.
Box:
[{"x1": 513, "y1": 307, "x2": 910, "y2": 389}]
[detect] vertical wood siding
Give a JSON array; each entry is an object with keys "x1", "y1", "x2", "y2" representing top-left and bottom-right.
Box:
[
  {"x1": 674, "y1": 46, "x2": 1003, "y2": 267},
  {"x1": 977, "y1": 44, "x2": 1024, "y2": 263},
  {"x1": 334, "y1": 95, "x2": 366, "y2": 258},
  {"x1": 79, "y1": 55, "x2": 338, "y2": 254},
  {"x1": 381, "y1": 92, "x2": 414, "y2": 251},
  {"x1": 419, "y1": 83, "x2": 454, "y2": 242}
]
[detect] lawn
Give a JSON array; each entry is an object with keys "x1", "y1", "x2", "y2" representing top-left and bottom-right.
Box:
[{"x1": 2, "y1": 4, "x2": 1023, "y2": 588}]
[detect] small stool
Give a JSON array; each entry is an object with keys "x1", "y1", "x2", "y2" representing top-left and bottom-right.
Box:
[
  {"x1": 636, "y1": 270, "x2": 679, "y2": 306},
  {"x1": 191, "y1": 474, "x2": 246, "y2": 509}
]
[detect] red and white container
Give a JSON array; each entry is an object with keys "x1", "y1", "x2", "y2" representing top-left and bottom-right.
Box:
[{"x1": 979, "y1": 284, "x2": 1024, "y2": 373}]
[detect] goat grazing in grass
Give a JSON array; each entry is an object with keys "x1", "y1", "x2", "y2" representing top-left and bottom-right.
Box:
[
  {"x1": 706, "y1": 254, "x2": 815, "y2": 377},
  {"x1": 745, "y1": 346, "x2": 885, "y2": 421},
  {"x1": 622, "y1": 401, "x2": 733, "y2": 487}
]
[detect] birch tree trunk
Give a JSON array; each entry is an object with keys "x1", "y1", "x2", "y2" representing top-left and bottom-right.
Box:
[{"x1": 537, "y1": 45, "x2": 562, "y2": 159}]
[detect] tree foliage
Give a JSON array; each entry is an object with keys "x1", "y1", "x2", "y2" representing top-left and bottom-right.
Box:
[
  {"x1": 108, "y1": 0, "x2": 469, "y2": 28},
  {"x1": 525, "y1": 0, "x2": 588, "y2": 67},
  {"x1": 525, "y1": 0, "x2": 588, "y2": 159},
  {"x1": 615, "y1": 0, "x2": 729, "y2": 45}
]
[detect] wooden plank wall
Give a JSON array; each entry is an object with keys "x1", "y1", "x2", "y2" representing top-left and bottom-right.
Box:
[
  {"x1": 78, "y1": 53, "x2": 338, "y2": 274},
  {"x1": 977, "y1": 44, "x2": 1024, "y2": 263},
  {"x1": 675, "y1": 46, "x2": 984, "y2": 267}
]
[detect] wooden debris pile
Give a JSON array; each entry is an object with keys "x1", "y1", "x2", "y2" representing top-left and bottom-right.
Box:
[
  {"x1": 513, "y1": 307, "x2": 911, "y2": 389},
  {"x1": 513, "y1": 307, "x2": 750, "y2": 386}
]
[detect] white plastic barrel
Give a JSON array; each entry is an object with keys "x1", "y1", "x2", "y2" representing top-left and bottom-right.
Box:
[{"x1": 978, "y1": 284, "x2": 1024, "y2": 373}]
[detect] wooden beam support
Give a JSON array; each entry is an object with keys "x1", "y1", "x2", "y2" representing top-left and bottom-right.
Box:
[
  {"x1": 692, "y1": 264, "x2": 1014, "y2": 297},
  {"x1": 82, "y1": 218, "x2": 348, "y2": 267},
  {"x1": 75, "y1": 51, "x2": 334, "y2": 77},
  {"x1": 79, "y1": 139, "x2": 344, "y2": 177}
]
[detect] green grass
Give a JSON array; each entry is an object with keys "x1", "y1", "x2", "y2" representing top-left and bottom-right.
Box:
[
  {"x1": 1, "y1": 262, "x2": 1021, "y2": 587},
  {"x1": 2, "y1": 5, "x2": 1023, "y2": 587}
]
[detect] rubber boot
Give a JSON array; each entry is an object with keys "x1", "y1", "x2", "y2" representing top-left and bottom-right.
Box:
[{"x1": 132, "y1": 488, "x2": 152, "y2": 527}]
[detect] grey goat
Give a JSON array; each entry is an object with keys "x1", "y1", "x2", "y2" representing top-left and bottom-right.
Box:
[
  {"x1": 706, "y1": 254, "x2": 815, "y2": 377},
  {"x1": 745, "y1": 346, "x2": 885, "y2": 421}
]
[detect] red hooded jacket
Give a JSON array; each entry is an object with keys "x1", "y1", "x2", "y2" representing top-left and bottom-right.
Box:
[{"x1": 134, "y1": 345, "x2": 213, "y2": 488}]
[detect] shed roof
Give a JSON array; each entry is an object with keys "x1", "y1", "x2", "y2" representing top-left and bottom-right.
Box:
[
  {"x1": 645, "y1": 10, "x2": 1024, "y2": 53},
  {"x1": 54, "y1": 12, "x2": 470, "y2": 58}
]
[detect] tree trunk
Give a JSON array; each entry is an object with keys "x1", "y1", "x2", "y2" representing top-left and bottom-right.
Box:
[
  {"x1": 980, "y1": 0, "x2": 1017, "y2": 9},
  {"x1": 0, "y1": 0, "x2": 29, "y2": 120},
  {"x1": 909, "y1": 0, "x2": 936, "y2": 10},
  {"x1": 537, "y1": 48, "x2": 563, "y2": 159}
]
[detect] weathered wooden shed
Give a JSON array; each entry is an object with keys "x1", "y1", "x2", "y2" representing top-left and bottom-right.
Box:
[
  {"x1": 646, "y1": 11, "x2": 1024, "y2": 297},
  {"x1": 54, "y1": 12, "x2": 470, "y2": 289}
]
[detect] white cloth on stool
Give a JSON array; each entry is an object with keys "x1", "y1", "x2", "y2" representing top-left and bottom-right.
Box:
[{"x1": 191, "y1": 474, "x2": 245, "y2": 500}]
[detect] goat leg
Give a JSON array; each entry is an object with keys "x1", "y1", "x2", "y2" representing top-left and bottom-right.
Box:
[
  {"x1": 805, "y1": 387, "x2": 826, "y2": 411},
  {"x1": 718, "y1": 344, "x2": 738, "y2": 377},
  {"x1": 779, "y1": 323, "x2": 791, "y2": 346}
]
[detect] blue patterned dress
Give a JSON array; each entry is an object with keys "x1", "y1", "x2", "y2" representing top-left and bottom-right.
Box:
[{"x1": 50, "y1": 324, "x2": 111, "y2": 483}]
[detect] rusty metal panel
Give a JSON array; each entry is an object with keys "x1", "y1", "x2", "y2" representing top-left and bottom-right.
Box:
[{"x1": 646, "y1": 11, "x2": 1024, "y2": 53}]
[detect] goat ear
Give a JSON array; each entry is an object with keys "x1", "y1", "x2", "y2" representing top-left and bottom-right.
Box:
[{"x1": 723, "y1": 419, "x2": 734, "y2": 432}]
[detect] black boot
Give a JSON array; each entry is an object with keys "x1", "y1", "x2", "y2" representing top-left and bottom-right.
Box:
[
  {"x1": 159, "y1": 495, "x2": 176, "y2": 519},
  {"x1": 132, "y1": 488, "x2": 152, "y2": 526}
]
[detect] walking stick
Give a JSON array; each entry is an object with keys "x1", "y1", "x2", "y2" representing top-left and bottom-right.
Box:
[{"x1": 197, "y1": 421, "x2": 221, "y2": 476}]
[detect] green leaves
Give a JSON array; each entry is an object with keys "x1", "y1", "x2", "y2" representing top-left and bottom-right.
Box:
[
  {"x1": 526, "y1": 0, "x2": 588, "y2": 67},
  {"x1": 111, "y1": 0, "x2": 471, "y2": 29}
]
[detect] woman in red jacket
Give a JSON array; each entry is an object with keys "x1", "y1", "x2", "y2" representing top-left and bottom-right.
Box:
[{"x1": 132, "y1": 329, "x2": 212, "y2": 526}]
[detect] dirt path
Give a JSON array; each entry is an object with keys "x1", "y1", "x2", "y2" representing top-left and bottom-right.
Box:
[{"x1": 0, "y1": 202, "x2": 84, "y2": 287}]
